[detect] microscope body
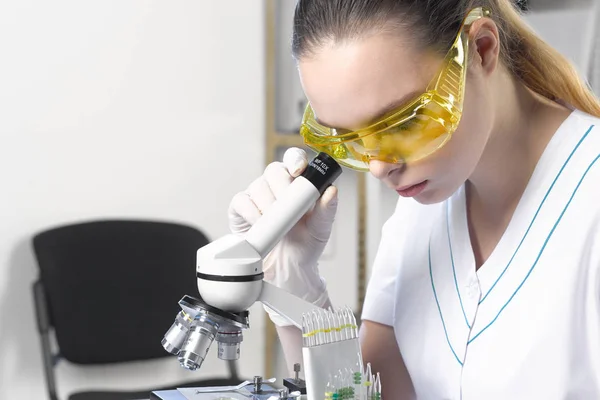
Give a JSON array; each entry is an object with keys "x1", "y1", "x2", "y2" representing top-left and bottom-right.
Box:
[
  {"x1": 196, "y1": 234, "x2": 264, "y2": 312},
  {"x1": 161, "y1": 152, "x2": 343, "y2": 373}
]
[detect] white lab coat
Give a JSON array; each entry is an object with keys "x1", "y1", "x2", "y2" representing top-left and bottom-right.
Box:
[{"x1": 362, "y1": 110, "x2": 600, "y2": 399}]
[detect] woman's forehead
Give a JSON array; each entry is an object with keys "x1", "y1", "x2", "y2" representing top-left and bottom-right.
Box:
[{"x1": 299, "y1": 34, "x2": 440, "y2": 130}]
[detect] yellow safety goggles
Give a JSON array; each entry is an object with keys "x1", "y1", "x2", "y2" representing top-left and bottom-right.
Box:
[{"x1": 300, "y1": 7, "x2": 491, "y2": 171}]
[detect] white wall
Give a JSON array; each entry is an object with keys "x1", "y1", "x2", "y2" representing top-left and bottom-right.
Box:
[
  {"x1": 524, "y1": 1, "x2": 598, "y2": 77},
  {"x1": 274, "y1": 0, "x2": 307, "y2": 133},
  {"x1": 0, "y1": 1, "x2": 266, "y2": 398}
]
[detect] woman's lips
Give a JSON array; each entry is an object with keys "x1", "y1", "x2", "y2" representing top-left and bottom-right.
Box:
[{"x1": 396, "y1": 181, "x2": 428, "y2": 197}]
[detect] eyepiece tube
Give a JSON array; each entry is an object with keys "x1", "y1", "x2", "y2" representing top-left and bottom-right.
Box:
[{"x1": 244, "y1": 152, "x2": 342, "y2": 258}]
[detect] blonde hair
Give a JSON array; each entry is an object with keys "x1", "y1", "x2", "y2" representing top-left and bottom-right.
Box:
[{"x1": 292, "y1": 0, "x2": 600, "y2": 117}]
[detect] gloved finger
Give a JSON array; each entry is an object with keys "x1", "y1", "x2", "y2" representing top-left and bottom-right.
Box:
[
  {"x1": 283, "y1": 147, "x2": 309, "y2": 178},
  {"x1": 246, "y1": 175, "x2": 276, "y2": 215},
  {"x1": 306, "y1": 185, "x2": 338, "y2": 242},
  {"x1": 228, "y1": 191, "x2": 262, "y2": 233},
  {"x1": 264, "y1": 161, "x2": 293, "y2": 200}
]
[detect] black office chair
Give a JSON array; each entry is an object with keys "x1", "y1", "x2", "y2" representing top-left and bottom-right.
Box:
[{"x1": 31, "y1": 220, "x2": 240, "y2": 400}]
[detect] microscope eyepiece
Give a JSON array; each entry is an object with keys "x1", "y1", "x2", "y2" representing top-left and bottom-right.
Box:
[{"x1": 301, "y1": 152, "x2": 343, "y2": 195}]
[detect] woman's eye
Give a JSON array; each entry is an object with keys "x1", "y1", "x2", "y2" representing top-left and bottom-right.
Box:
[{"x1": 389, "y1": 123, "x2": 410, "y2": 134}]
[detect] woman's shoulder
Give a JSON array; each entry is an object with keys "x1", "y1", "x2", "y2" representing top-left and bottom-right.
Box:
[
  {"x1": 569, "y1": 110, "x2": 600, "y2": 190},
  {"x1": 548, "y1": 110, "x2": 600, "y2": 239},
  {"x1": 544, "y1": 110, "x2": 600, "y2": 217},
  {"x1": 569, "y1": 110, "x2": 600, "y2": 142},
  {"x1": 571, "y1": 109, "x2": 600, "y2": 125},
  {"x1": 552, "y1": 110, "x2": 600, "y2": 193}
]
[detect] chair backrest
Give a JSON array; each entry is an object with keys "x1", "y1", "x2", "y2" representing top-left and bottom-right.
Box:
[{"x1": 32, "y1": 220, "x2": 209, "y2": 365}]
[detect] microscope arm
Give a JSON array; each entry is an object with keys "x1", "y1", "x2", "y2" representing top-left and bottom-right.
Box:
[{"x1": 259, "y1": 281, "x2": 324, "y2": 329}]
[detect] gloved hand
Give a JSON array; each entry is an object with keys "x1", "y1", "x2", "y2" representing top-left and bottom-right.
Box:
[{"x1": 228, "y1": 147, "x2": 338, "y2": 326}]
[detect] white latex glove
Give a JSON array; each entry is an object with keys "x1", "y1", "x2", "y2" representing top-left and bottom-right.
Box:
[{"x1": 228, "y1": 147, "x2": 338, "y2": 326}]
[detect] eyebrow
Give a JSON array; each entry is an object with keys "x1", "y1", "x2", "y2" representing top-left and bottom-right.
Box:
[{"x1": 315, "y1": 90, "x2": 422, "y2": 129}]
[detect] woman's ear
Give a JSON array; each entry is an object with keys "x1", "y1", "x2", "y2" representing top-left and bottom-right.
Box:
[{"x1": 470, "y1": 19, "x2": 500, "y2": 77}]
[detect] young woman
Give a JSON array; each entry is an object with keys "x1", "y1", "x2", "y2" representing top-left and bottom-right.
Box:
[{"x1": 228, "y1": 1, "x2": 600, "y2": 398}]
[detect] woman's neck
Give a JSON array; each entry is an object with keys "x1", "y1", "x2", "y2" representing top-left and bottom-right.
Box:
[{"x1": 465, "y1": 70, "x2": 571, "y2": 267}]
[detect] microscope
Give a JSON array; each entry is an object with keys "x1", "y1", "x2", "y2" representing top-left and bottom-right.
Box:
[{"x1": 159, "y1": 152, "x2": 344, "y2": 399}]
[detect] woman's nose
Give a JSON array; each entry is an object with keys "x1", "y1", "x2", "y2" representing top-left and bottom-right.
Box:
[{"x1": 368, "y1": 159, "x2": 403, "y2": 181}]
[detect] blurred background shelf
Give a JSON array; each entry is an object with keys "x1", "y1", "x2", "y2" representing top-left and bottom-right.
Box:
[{"x1": 263, "y1": 0, "x2": 367, "y2": 379}]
